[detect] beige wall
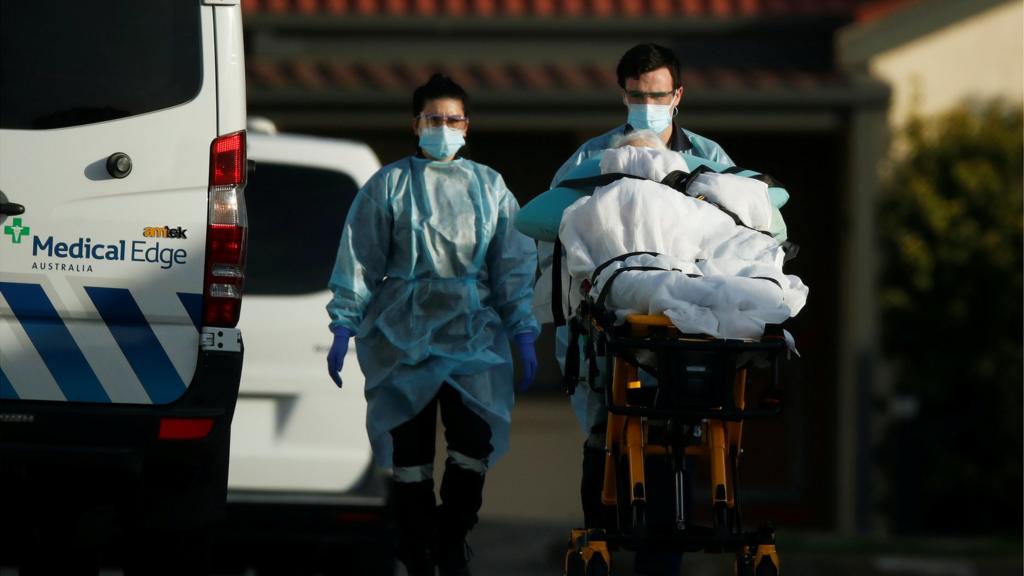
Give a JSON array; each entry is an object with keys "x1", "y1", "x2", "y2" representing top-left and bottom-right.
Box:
[{"x1": 869, "y1": 0, "x2": 1023, "y2": 127}]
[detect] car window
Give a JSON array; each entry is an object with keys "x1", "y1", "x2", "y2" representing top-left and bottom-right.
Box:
[
  {"x1": 0, "y1": 0, "x2": 202, "y2": 130},
  {"x1": 244, "y1": 162, "x2": 359, "y2": 295}
]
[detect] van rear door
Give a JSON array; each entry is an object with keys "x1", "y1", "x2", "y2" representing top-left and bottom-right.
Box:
[{"x1": 0, "y1": 1, "x2": 215, "y2": 405}]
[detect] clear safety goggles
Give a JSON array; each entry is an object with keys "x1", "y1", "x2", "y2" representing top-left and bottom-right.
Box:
[
  {"x1": 623, "y1": 89, "x2": 678, "y2": 104},
  {"x1": 416, "y1": 113, "x2": 469, "y2": 130}
]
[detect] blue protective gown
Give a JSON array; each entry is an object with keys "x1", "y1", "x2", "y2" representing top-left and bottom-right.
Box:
[
  {"x1": 327, "y1": 156, "x2": 540, "y2": 467},
  {"x1": 550, "y1": 123, "x2": 734, "y2": 186},
  {"x1": 544, "y1": 124, "x2": 735, "y2": 434}
]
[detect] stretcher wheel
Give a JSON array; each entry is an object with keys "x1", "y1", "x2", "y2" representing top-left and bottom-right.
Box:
[
  {"x1": 755, "y1": 556, "x2": 779, "y2": 576},
  {"x1": 735, "y1": 551, "x2": 755, "y2": 576},
  {"x1": 585, "y1": 553, "x2": 609, "y2": 576},
  {"x1": 565, "y1": 550, "x2": 586, "y2": 576}
]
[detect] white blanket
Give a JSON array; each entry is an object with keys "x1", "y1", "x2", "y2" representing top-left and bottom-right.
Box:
[
  {"x1": 558, "y1": 176, "x2": 807, "y2": 340},
  {"x1": 599, "y1": 146, "x2": 690, "y2": 182},
  {"x1": 598, "y1": 147, "x2": 774, "y2": 232}
]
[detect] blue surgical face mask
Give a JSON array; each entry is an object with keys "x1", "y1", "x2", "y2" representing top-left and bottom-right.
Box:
[
  {"x1": 418, "y1": 126, "x2": 465, "y2": 160},
  {"x1": 627, "y1": 104, "x2": 674, "y2": 134}
]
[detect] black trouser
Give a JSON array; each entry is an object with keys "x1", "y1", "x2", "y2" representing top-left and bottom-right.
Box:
[{"x1": 390, "y1": 384, "x2": 493, "y2": 571}]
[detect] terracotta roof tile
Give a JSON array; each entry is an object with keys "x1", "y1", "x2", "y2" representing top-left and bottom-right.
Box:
[
  {"x1": 584, "y1": 62, "x2": 619, "y2": 89},
  {"x1": 296, "y1": 0, "x2": 321, "y2": 13},
  {"x1": 324, "y1": 0, "x2": 349, "y2": 13},
  {"x1": 294, "y1": 61, "x2": 329, "y2": 89},
  {"x1": 591, "y1": 0, "x2": 615, "y2": 17},
  {"x1": 248, "y1": 60, "x2": 290, "y2": 87},
  {"x1": 249, "y1": 58, "x2": 848, "y2": 98},
  {"x1": 323, "y1": 62, "x2": 363, "y2": 89},
  {"x1": 561, "y1": 0, "x2": 586, "y2": 17},
  {"x1": 354, "y1": 62, "x2": 404, "y2": 90},
  {"x1": 415, "y1": 0, "x2": 439, "y2": 15},
  {"x1": 242, "y1": 0, "x2": 865, "y2": 16},
  {"x1": 470, "y1": 0, "x2": 498, "y2": 16},
  {"x1": 737, "y1": 0, "x2": 760, "y2": 15},
  {"x1": 506, "y1": 62, "x2": 550, "y2": 90},
  {"x1": 501, "y1": 0, "x2": 527, "y2": 16},
  {"x1": 749, "y1": 68, "x2": 784, "y2": 90},
  {"x1": 531, "y1": 0, "x2": 556, "y2": 18},
  {"x1": 680, "y1": 0, "x2": 704, "y2": 16},
  {"x1": 547, "y1": 62, "x2": 591, "y2": 90},
  {"x1": 649, "y1": 0, "x2": 674, "y2": 17},
  {"x1": 680, "y1": 67, "x2": 707, "y2": 90},
  {"x1": 780, "y1": 68, "x2": 818, "y2": 89},
  {"x1": 706, "y1": 67, "x2": 746, "y2": 89},
  {"x1": 354, "y1": 0, "x2": 378, "y2": 15},
  {"x1": 472, "y1": 63, "x2": 516, "y2": 91},
  {"x1": 393, "y1": 61, "x2": 434, "y2": 87},
  {"x1": 265, "y1": 0, "x2": 291, "y2": 13},
  {"x1": 621, "y1": 0, "x2": 645, "y2": 18},
  {"x1": 443, "y1": 0, "x2": 468, "y2": 16},
  {"x1": 385, "y1": 0, "x2": 410, "y2": 15}
]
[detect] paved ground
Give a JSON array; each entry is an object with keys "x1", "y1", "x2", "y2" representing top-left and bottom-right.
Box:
[
  {"x1": 3, "y1": 397, "x2": 1018, "y2": 576},
  {"x1": 399, "y1": 397, "x2": 1022, "y2": 576}
]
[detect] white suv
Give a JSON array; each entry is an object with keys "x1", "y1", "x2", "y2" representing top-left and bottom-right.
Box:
[{"x1": 219, "y1": 124, "x2": 391, "y2": 572}]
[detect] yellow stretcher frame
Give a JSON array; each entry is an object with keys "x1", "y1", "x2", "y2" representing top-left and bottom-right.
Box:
[{"x1": 564, "y1": 314, "x2": 784, "y2": 576}]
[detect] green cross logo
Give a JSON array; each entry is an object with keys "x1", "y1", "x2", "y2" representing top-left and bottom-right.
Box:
[{"x1": 3, "y1": 217, "x2": 30, "y2": 244}]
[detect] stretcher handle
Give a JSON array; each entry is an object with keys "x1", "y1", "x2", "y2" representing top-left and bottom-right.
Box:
[
  {"x1": 601, "y1": 332, "x2": 786, "y2": 421},
  {"x1": 604, "y1": 336, "x2": 787, "y2": 354},
  {"x1": 603, "y1": 403, "x2": 782, "y2": 421}
]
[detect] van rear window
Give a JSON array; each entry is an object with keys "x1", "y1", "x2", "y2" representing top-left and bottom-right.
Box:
[
  {"x1": 0, "y1": 1, "x2": 201, "y2": 130},
  {"x1": 245, "y1": 162, "x2": 360, "y2": 295}
]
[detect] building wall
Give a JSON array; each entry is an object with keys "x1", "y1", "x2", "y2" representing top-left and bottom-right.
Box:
[{"x1": 869, "y1": 0, "x2": 1023, "y2": 127}]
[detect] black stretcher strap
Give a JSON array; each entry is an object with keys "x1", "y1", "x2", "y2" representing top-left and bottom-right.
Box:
[
  {"x1": 591, "y1": 251, "x2": 663, "y2": 281},
  {"x1": 593, "y1": 265, "x2": 701, "y2": 314},
  {"x1": 552, "y1": 236, "x2": 566, "y2": 326}
]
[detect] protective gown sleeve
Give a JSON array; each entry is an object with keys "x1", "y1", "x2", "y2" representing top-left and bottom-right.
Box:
[
  {"x1": 486, "y1": 178, "x2": 541, "y2": 337},
  {"x1": 685, "y1": 129, "x2": 736, "y2": 167},
  {"x1": 550, "y1": 144, "x2": 593, "y2": 188},
  {"x1": 326, "y1": 173, "x2": 393, "y2": 333}
]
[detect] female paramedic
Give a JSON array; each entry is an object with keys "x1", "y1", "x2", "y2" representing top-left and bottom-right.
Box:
[{"x1": 325, "y1": 73, "x2": 540, "y2": 576}]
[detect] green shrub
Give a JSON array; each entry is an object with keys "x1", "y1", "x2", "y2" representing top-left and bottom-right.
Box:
[{"x1": 878, "y1": 101, "x2": 1022, "y2": 534}]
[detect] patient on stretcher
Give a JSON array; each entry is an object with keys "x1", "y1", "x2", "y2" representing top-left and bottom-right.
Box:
[{"x1": 557, "y1": 133, "x2": 808, "y2": 342}]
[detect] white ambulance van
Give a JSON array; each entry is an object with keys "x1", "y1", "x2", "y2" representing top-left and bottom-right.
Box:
[{"x1": 0, "y1": 0, "x2": 248, "y2": 566}]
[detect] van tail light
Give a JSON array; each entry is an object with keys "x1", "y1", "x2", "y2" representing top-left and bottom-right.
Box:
[
  {"x1": 203, "y1": 131, "x2": 248, "y2": 328},
  {"x1": 158, "y1": 417, "x2": 214, "y2": 440}
]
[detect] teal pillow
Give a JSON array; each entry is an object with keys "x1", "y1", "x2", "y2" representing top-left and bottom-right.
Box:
[{"x1": 514, "y1": 158, "x2": 602, "y2": 242}]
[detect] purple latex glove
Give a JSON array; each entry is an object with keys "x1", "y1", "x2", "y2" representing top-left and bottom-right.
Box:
[
  {"x1": 327, "y1": 326, "x2": 353, "y2": 388},
  {"x1": 513, "y1": 332, "x2": 538, "y2": 393}
]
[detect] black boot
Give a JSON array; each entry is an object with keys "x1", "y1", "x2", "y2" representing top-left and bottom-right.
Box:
[
  {"x1": 436, "y1": 461, "x2": 484, "y2": 576},
  {"x1": 392, "y1": 479, "x2": 437, "y2": 576}
]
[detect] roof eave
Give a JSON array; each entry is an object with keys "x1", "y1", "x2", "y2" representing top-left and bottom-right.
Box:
[{"x1": 837, "y1": 0, "x2": 1013, "y2": 68}]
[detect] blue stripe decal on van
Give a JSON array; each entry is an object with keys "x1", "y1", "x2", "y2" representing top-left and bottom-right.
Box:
[
  {"x1": 0, "y1": 282, "x2": 111, "y2": 403},
  {"x1": 0, "y1": 367, "x2": 17, "y2": 400},
  {"x1": 177, "y1": 292, "x2": 203, "y2": 331},
  {"x1": 84, "y1": 286, "x2": 185, "y2": 404}
]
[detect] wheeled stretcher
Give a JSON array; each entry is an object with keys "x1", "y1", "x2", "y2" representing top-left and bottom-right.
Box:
[{"x1": 562, "y1": 310, "x2": 789, "y2": 576}]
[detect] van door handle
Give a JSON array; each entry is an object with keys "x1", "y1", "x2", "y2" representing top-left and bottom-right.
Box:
[{"x1": 0, "y1": 202, "x2": 25, "y2": 216}]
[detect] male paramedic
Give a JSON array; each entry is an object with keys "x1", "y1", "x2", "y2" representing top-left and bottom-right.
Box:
[
  {"x1": 549, "y1": 42, "x2": 733, "y2": 185},
  {"x1": 544, "y1": 43, "x2": 736, "y2": 575}
]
